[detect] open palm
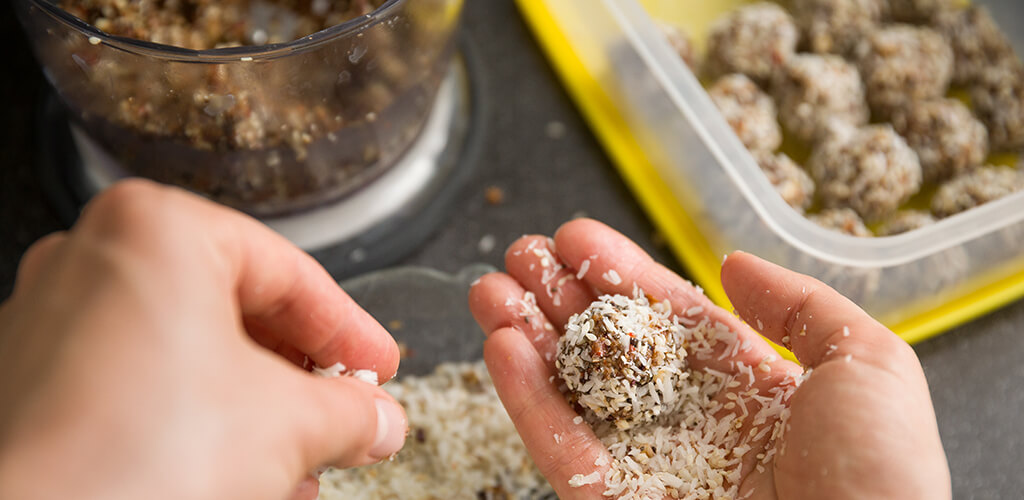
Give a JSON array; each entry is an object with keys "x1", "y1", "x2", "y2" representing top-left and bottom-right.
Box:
[{"x1": 469, "y1": 219, "x2": 949, "y2": 499}]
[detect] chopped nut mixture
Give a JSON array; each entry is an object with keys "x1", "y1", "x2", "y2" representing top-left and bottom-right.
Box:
[
  {"x1": 659, "y1": 23, "x2": 700, "y2": 71},
  {"x1": 886, "y1": 0, "x2": 954, "y2": 23},
  {"x1": 971, "y1": 63, "x2": 1024, "y2": 153}
]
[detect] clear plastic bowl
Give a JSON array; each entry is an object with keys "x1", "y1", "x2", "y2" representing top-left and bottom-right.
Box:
[
  {"x1": 530, "y1": 0, "x2": 1024, "y2": 335},
  {"x1": 15, "y1": 0, "x2": 464, "y2": 217}
]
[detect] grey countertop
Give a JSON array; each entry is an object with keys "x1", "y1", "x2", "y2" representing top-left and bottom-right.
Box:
[{"x1": 1, "y1": 1, "x2": 1021, "y2": 498}]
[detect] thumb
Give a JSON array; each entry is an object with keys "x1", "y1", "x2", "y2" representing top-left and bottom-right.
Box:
[{"x1": 295, "y1": 375, "x2": 408, "y2": 470}]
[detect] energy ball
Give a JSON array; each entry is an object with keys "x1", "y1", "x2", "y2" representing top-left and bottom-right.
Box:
[
  {"x1": 891, "y1": 98, "x2": 988, "y2": 182},
  {"x1": 708, "y1": 74, "x2": 782, "y2": 153},
  {"x1": 792, "y1": 0, "x2": 887, "y2": 55},
  {"x1": 808, "y1": 208, "x2": 874, "y2": 237},
  {"x1": 809, "y1": 124, "x2": 922, "y2": 222},
  {"x1": 660, "y1": 22, "x2": 700, "y2": 71},
  {"x1": 854, "y1": 25, "x2": 954, "y2": 118},
  {"x1": 773, "y1": 54, "x2": 870, "y2": 143},
  {"x1": 876, "y1": 210, "x2": 937, "y2": 236},
  {"x1": 756, "y1": 152, "x2": 815, "y2": 212},
  {"x1": 705, "y1": 3, "x2": 798, "y2": 83},
  {"x1": 933, "y1": 6, "x2": 1017, "y2": 86},
  {"x1": 931, "y1": 166, "x2": 1024, "y2": 218},
  {"x1": 886, "y1": 0, "x2": 954, "y2": 23},
  {"x1": 970, "y1": 64, "x2": 1024, "y2": 152},
  {"x1": 557, "y1": 293, "x2": 688, "y2": 430}
]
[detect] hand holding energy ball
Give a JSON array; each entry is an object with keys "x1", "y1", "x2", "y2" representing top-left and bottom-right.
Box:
[
  {"x1": 0, "y1": 180, "x2": 407, "y2": 500},
  {"x1": 469, "y1": 219, "x2": 950, "y2": 500}
]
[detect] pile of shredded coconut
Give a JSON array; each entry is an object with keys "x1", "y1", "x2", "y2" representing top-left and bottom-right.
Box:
[{"x1": 317, "y1": 362, "x2": 553, "y2": 499}]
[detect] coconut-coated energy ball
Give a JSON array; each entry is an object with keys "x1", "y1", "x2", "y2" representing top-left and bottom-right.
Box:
[
  {"x1": 891, "y1": 98, "x2": 988, "y2": 182},
  {"x1": 557, "y1": 293, "x2": 688, "y2": 430},
  {"x1": 931, "y1": 166, "x2": 1024, "y2": 218},
  {"x1": 876, "y1": 210, "x2": 937, "y2": 236},
  {"x1": 756, "y1": 152, "x2": 815, "y2": 212},
  {"x1": 970, "y1": 63, "x2": 1024, "y2": 152},
  {"x1": 886, "y1": 0, "x2": 954, "y2": 23},
  {"x1": 705, "y1": 2, "x2": 799, "y2": 83},
  {"x1": 854, "y1": 25, "x2": 954, "y2": 118},
  {"x1": 708, "y1": 74, "x2": 782, "y2": 153},
  {"x1": 808, "y1": 208, "x2": 874, "y2": 237},
  {"x1": 933, "y1": 6, "x2": 1017, "y2": 86},
  {"x1": 809, "y1": 124, "x2": 922, "y2": 222},
  {"x1": 659, "y1": 22, "x2": 700, "y2": 71},
  {"x1": 792, "y1": 0, "x2": 887, "y2": 55},
  {"x1": 773, "y1": 54, "x2": 870, "y2": 143}
]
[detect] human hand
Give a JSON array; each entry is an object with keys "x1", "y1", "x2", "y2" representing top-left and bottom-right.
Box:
[
  {"x1": 469, "y1": 219, "x2": 949, "y2": 499},
  {"x1": 0, "y1": 180, "x2": 406, "y2": 500}
]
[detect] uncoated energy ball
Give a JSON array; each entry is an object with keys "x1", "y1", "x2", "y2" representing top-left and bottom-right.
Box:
[
  {"x1": 792, "y1": 0, "x2": 887, "y2": 55},
  {"x1": 809, "y1": 124, "x2": 922, "y2": 222},
  {"x1": 708, "y1": 74, "x2": 782, "y2": 154},
  {"x1": 756, "y1": 152, "x2": 815, "y2": 212},
  {"x1": 557, "y1": 293, "x2": 688, "y2": 430},
  {"x1": 705, "y1": 2, "x2": 799, "y2": 83},
  {"x1": 773, "y1": 54, "x2": 870, "y2": 143},
  {"x1": 970, "y1": 64, "x2": 1024, "y2": 152},
  {"x1": 932, "y1": 6, "x2": 1017, "y2": 86},
  {"x1": 931, "y1": 166, "x2": 1024, "y2": 218},
  {"x1": 891, "y1": 98, "x2": 988, "y2": 182},
  {"x1": 808, "y1": 208, "x2": 874, "y2": 237},
  {"x1": 854, "y1": 25, "x2": 954, "y2": 118}
]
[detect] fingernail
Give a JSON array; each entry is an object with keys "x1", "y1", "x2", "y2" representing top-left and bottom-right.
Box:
[{"x1": 369, "y1": 398, "x2": 407, "y2": 460}]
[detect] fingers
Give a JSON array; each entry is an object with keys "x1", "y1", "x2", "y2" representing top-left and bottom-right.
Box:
[
  {"x1": 75, "y1": 179, "x2": 399, "y2": 381},
  {"x1": 553, "y1": 219, "x2": 784, "y2": 372},
  {"x1": 468, "y1": 273, "x2": 560, "y2": 367},
  {"x1": 13, "y1": 232, "x2": 68, "y2": 293},
  {"x1": 295, "y1": 374, "x2": 407, "y2": 470},
  {"x1": 484, "y1": 327, "x2": 611, "y2": 499},
  {"x1": 720, "y1": 251, "x2": 916, "y2": 371},
  {"x1": 286, "y1": 476, "x2": 319, "y2": 500},
  {"x1": 504, "y1": 236, "x2": 598, "y2": 331}
]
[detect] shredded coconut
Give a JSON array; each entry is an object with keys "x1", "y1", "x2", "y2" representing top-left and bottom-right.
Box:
[
  {"x1": 569, "y1": 471, "x2": 603, "y2": 488},
  {"x1": 602, "y1": 269, "x2": 623, "y2": 285}
]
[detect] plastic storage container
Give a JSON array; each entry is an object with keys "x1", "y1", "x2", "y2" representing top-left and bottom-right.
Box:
[
  {"x1": 518, "y1": 0, "x2": 1024, "y2": 343},
  {"x1": 16, "y1": 0, "x2": 464, "y2": 217}
]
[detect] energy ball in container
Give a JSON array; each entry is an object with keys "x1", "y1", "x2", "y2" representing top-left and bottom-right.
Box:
[
  {"x1": 933, "y1": 6, "x2": 1017, "y2": 86},
  {"x1": 705, "y1": 3, "x2": 798, "y2": 83},
  {"x1": 809, "y1": 124, "x2": 922, "y2": 222},
  {"x1": 792, "y1": 0, "x2": 887, "y2": 55},
  {"x1": 891, "y1": 98, "x2": 988, "y2": 182},
  {"x1": 557, "y1": 293, "x2": 688, "y2": 430},
  {"x1": 659, "y1": 23, "x2": 700, "y2": 71},
  {"x1": 854, "y1": 25, "x2": 954, "y2": 118},
  {"x1": 708, "y1": 74, "x2": 782, "y2": 153},
  {"x1": 773, "y1": 54, "x2": 870, "y2": 143},
  {"x1": 886, "y1": 0, "x2": 954, "y2": 23},
  {"x1": 970, "y1": 64, "x2": 1024, "y2": 152},
  {"x1": 876, "y1": 210, "x2": 937, "y2": 236},
  {"x1": 808, "y1": 208, "x2": 874, "y2": 237},
  {"x1": 931, "y1": 166, "x2": 1024, "y2": 218},
  {"x1": 756, "y1": 152, "x2": 815, "y2": 212}
]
